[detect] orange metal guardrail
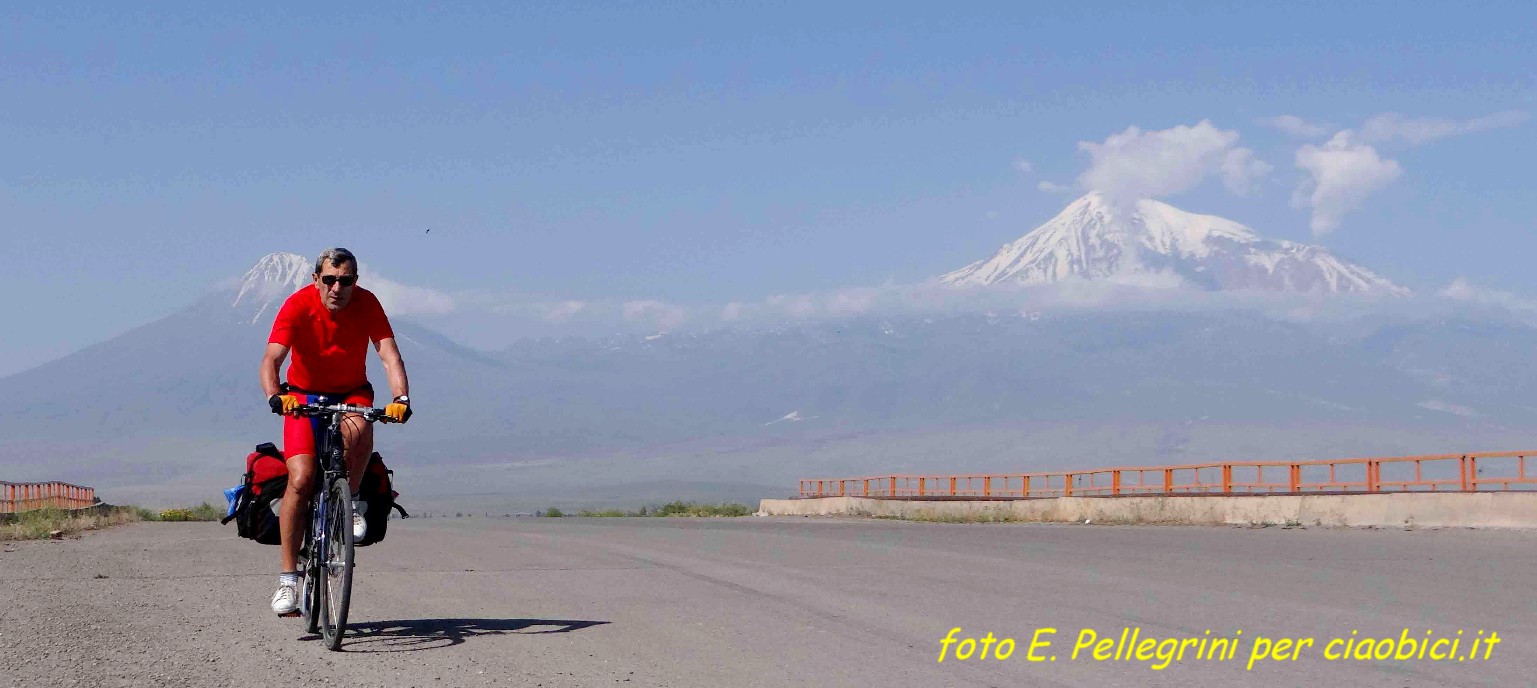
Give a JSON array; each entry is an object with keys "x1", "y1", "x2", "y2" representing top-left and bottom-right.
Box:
[
  {"x1": 798, "y1": 451, "x2": 1537, "y2": 499},
  {"x1": 0, "y1": 481, "x2": 97, "y2": 513}
]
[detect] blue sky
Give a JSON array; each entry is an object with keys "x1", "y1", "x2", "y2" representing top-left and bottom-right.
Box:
[{"x1": 2, "y1": 2, "x2": 1534, "y2": 375}]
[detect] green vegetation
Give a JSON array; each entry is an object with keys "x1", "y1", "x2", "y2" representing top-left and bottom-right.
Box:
[
  {"x1": 577, "y1": 508, "x2": 627, "y2": 517},
  {"x1": 1, "y1": 506, "x2": 140, "y2": 541},
  {"x1": 575, "y1": 501, "x2": 752, "y2": 518},
  {"x1": 134, "y1": 502, "x2": 224, "y2": 522},
  {"x1": 158, "y1": 503, "x2": 223, "y2": 521},
  {"x1": 3, "y1": 500, "x2": 235, "y2": 539},
  {"x1": 543, "y1": 507, "x2": 564, "y2": 518}
]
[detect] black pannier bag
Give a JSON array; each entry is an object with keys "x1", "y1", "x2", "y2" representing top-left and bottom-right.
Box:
[
  {"x1": 221, "y1": 442, "x2": 289, "y2": 545},
  {"x1": 355, "y1": 451, "x2": 410, "y2": 547}
]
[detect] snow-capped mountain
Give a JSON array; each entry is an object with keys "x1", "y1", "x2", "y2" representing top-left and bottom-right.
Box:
[
  {"x1": 230, "y1": 252, "x2": 311, "y2": 324},
  {"x1": 940, "y1": 193, "x2": 1407, "y2": 294}
]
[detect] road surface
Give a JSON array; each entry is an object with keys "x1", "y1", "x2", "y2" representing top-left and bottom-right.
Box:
[{"x1": 3, "y1": 516, "x2": 1534, "y2": 687}]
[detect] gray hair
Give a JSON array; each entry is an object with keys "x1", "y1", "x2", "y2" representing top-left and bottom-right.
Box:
[{"x1": 314, "y1": 248, "x2": 358, "y2": 274}]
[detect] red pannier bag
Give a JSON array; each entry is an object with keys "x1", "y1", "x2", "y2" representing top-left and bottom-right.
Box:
[{"x1": 221, "y1": 442, "x2": 288, "y2": 545}]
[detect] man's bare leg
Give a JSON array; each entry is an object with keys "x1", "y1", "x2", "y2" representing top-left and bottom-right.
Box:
[
  {"x1": 278, "y1": 454, "x2": 315, "y2": 573},
  {"x1": 340, "y1": 413, "x2": 374, "y2": 496}
]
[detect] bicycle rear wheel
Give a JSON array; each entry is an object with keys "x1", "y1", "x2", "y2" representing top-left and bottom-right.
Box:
[{"x1": 318, "y1": 476, "x2": 355, "y2": 650}]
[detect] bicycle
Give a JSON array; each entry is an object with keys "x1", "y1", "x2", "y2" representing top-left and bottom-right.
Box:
[{"x1": 289, "y1": 399, "x2": 399, "y2": 651}]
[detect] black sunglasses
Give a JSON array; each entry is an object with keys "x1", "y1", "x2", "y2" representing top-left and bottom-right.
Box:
[{"x1": 319, "y1": 275, "x2": 357, "y2": 287}]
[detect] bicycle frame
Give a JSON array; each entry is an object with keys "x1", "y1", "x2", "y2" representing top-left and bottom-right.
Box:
[
  {"x1": 292, "y1": 399, "x2": 394, "y2": 650},
  {"x1": 298, "y1": 403, "x2": 350, "y2": 636}
]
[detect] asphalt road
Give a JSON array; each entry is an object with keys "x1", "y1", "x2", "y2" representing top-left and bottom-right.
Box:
[{"x1": 2, "y1": 516, "x2": 1534, "y2": 687}]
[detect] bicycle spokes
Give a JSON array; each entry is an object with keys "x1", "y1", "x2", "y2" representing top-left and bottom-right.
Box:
[{"x1": 319, "y1": 476, "x2": 354, "y2": 650}]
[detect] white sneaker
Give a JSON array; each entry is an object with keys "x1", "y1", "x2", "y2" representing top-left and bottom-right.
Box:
[
  {"x1": 352, "y1": 500, "x2": 368, "y2": 540},
  {"x1": 271, "y1": 580, "x2": 299, "y2": 615}
]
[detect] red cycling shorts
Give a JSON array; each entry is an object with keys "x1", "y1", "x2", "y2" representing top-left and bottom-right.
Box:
[{"x1": 282, "y1": 388, "x2": 375, "y2": 459}]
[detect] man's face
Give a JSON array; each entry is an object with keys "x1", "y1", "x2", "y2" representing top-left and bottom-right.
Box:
[{"x1": 314, "y1": 261, "x2": 358, "y2": 312}]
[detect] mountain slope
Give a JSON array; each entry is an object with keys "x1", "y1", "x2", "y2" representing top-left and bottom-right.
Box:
[
  {"x1": 941, "y1": 193, "x2": 1407, "y2": 294},
  {"x1": 0, "y1": 253, "x2": 513, "y2": 481},
  {"x1": 5, "y1": 253, "x2": 1528, "y2": 507}
]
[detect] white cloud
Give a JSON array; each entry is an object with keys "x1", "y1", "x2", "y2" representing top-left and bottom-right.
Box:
[
  {"x1": 1417, "y1": 400, "x2": 1478, "y2": 418},
  {"x1": 1076, "y1": 120, "x2": 1268, "y2": 205},
  {"x1": 1361, "y1": 111, "x2": 1529, "y2": 146},
  {"x1": 1013, "y1": 158, "x2": 1034, "y2": 173},
  {"x1": 1037, "y1": 181, "x2": 1072, "y2": 194},
  {"x1": 622, "y1": 300, "x2": 689, "y2": 330},
  {"x1": 1283, "y1": 110, "x2": 1524, "y2": 236},
  {"x1": 825, "y1": 287, "x2": 881, "y2": 316},
  {"x1": 1440, "y1": 279, "x2": 1483, "y2": 302},
  {"x1": 1220, "y1": 148, "x2": 1273, "y2": 195},
  {"x1": 543, "y1": 300, "x2": 587, "y2": 322},
  {"x1": 365, "y1": 275, "x2": 457, "y2": 316},
  {"x1": 430, "y1": 277, "x2": 1523, "y2": 351},
  {"x1": 1292, "y1": 131, "x2": 1402, "y2": 236},
  {"x1": 1104, "y1": 269, "x2": 1187, "y2": 289},
  {"x1": 1440, "y1": 279, "x2": 1537, "y2": 314},
  {"x1": 766, "y1": 293, "x2": 818, "y2": 318},
  {"x1": 1258, "y1": 115, "x2": 1333, "y2": 138}
]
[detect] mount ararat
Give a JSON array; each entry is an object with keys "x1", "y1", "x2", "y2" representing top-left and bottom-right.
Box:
[{"x1": 941, "y1": 193, "x2": 1405, "y2": 294}]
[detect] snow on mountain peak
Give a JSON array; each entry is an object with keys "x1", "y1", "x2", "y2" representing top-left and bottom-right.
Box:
[
  {"x1": 940, "y1": 194, "x2": 1407, "y2": 295},
  {"x1": 231, "y1": 252, "x2": 310, "y2": 323}
]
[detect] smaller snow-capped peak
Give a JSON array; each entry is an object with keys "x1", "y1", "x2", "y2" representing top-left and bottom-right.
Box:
[
  {"x1": 231, "y1": 252, "x2": 311, "y2": 324},
  {"x1": 941, "y1": 193, "x2": 1407, "y2": 295},
  {"x1": 765, "y1": 411, "x2": 805, "y2": 426}
]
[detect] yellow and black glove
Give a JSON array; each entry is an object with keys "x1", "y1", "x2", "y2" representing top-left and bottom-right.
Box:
[
  {"x1": 384, "y1": 396, "x2": 412, "y2": 423},
  {"x1": 268, "y1": 394, "x2": 302, "y2": 416}
]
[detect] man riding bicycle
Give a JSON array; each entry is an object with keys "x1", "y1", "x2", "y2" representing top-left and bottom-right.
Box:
[{"x1": 259, "y1": 248, "x2": 413, "y2": 615}]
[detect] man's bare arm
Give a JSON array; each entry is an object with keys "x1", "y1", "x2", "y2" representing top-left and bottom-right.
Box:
[
  {"x1": 261, "y1": 342, "x2": 290, "y2": 399},
  {"x1": 375, "y1": 337, "x2": 410, "y2": 400}
]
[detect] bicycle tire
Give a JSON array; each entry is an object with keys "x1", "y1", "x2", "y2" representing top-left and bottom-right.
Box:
[
  {"x1": 298, "y1": 507, "x2": 321, "y2": 634},
  {"x1": 319, "y1": 475, "x2": 355, "y2": 650},
  {"x1": 301, "y1": 560, "x2": 320, "y2": 635}
]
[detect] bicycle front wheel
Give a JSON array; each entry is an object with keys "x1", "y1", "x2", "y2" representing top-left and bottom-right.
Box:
[
  {"x1": 301, "y1": 562, "x2": 320, "y2": 635},
  {"x1": 318, "y1": 476, "x2": 355, "y2": 650},
  {"x1": 300, "y1": 512, "x2": 321, "y2": 634}
]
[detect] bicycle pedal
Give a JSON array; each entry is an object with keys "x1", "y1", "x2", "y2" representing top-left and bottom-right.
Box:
[{"x1": 276, "y1": 610, "x2": 301, "y2": 618}]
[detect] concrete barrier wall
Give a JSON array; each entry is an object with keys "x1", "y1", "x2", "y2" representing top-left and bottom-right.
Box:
[{"x1": 757, "y1": 492, "x2": 1537, "y2": 528}]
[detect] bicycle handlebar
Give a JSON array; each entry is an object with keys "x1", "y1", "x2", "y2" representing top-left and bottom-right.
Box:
[{"x1": 292, "y1": 402, "x2": 400, "y2": 423}]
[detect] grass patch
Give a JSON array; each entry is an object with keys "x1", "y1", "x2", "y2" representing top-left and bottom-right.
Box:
[
  {"x1": 157, "y1": 503, "x2": 223, "y2": 522},
  {"x1": 133, "y1": 502, "x2": 225, "y2": 522},
  {"x1": 1, "y1": 501, "x2": 227, "y2": 540},
  {"x1": 575, "y1": 501, "x2": 752, "y2": 518},
  {"x1": 1, "y1": 506, "x2": 141, "y2": 541},
  {"x1": 577, "y1": 508, "x2": 628, "y2": 518}
]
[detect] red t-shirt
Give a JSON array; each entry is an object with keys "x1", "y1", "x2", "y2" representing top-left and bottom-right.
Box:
[{"x1": 268, "y1": 285, "x2": 394, "y2": 393}]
